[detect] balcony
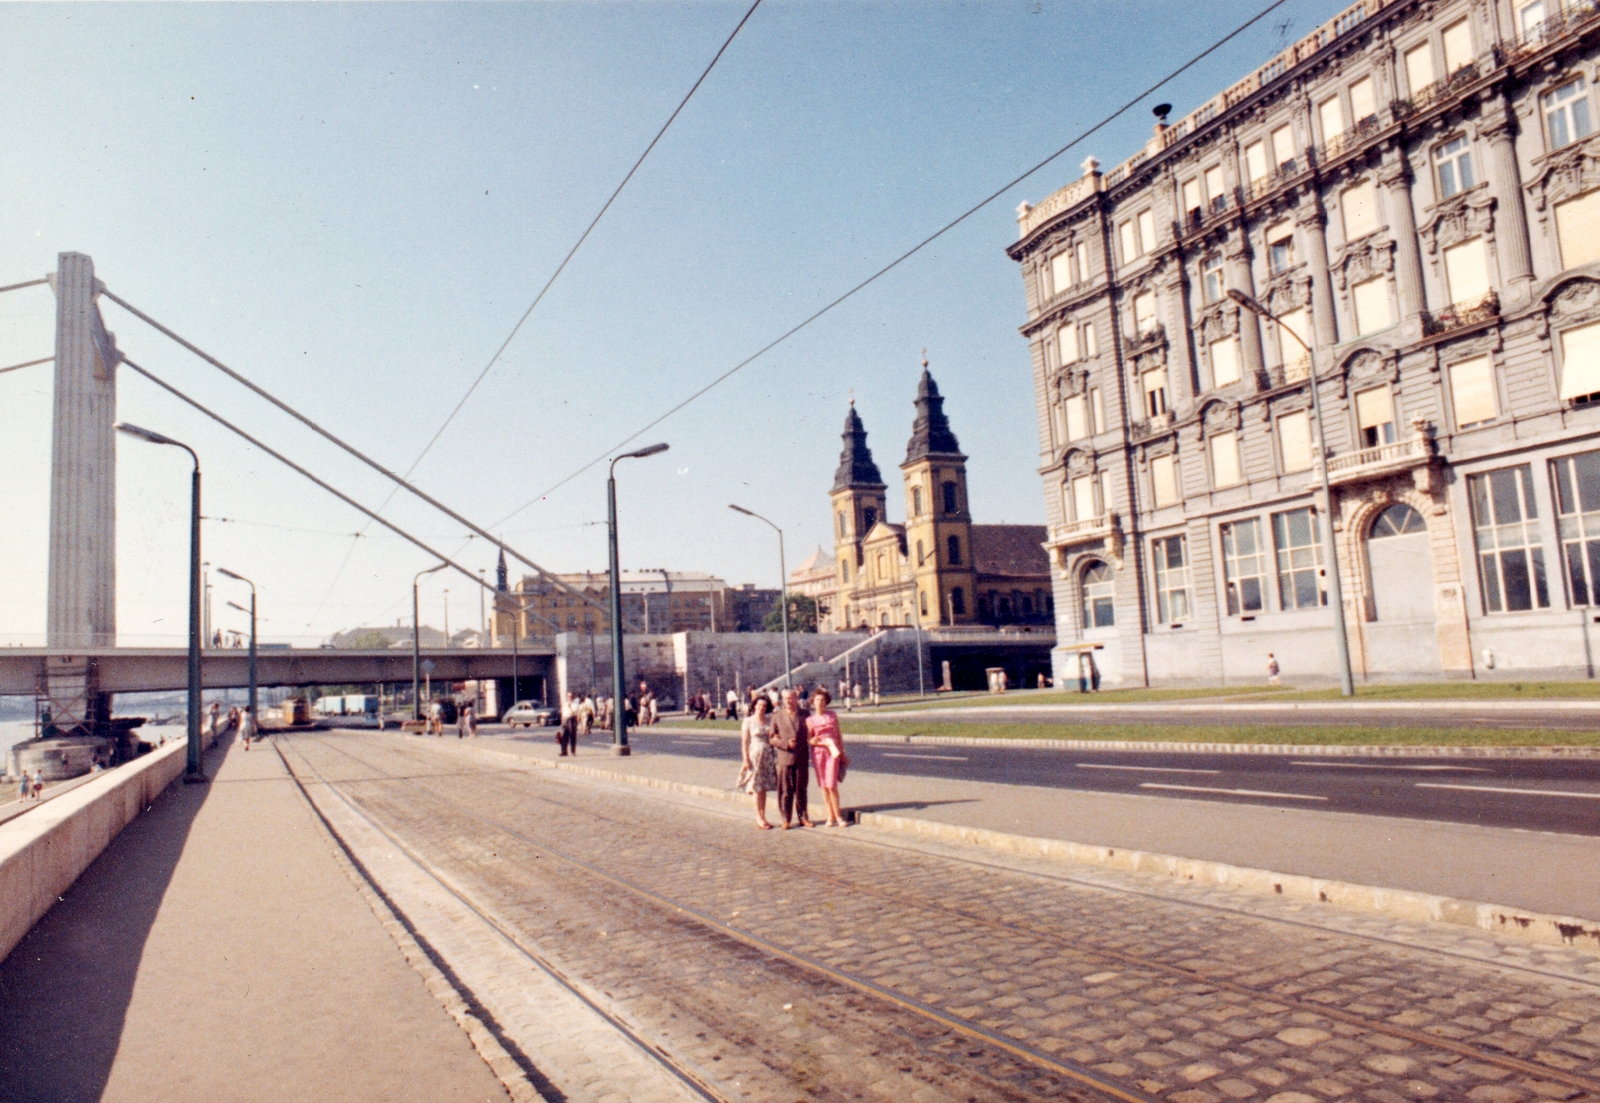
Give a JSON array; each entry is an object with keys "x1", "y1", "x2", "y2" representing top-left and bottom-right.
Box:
[
  {"x1": 1123, "y1": 323, "x2": 1166, "y2": 357},
  {"x1": 1045, "y1": 513, "x2": 1119, "y2": 567},
  {"x1": 1327, "y1": 436, "x2": 1434, "y2": 485},
  {"x1": 1317, "y1": 114, "x2": 1381, "y2": 165},
  {"x1": 1422, "y1": 291, "x2": 1499, "y2": 338},
  {"x1": 1505, "y1": 0, "x2": 1600, "y2": 63}
]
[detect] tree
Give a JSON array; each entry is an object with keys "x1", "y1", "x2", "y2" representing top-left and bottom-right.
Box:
[
  {"x1": 341, "y1": 630, "x2": 394, "y2": 650},
  {"x1": 763, "y1": 594, "x2": 818, "y2": 633}
]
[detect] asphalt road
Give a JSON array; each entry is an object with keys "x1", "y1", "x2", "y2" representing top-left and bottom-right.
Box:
[
  {"x1": 616, "y1": 727, "x2": 1600, "y2": 837},
  {"x1": 866, "y1": 702, "x2": 1600, "y2": 730}
]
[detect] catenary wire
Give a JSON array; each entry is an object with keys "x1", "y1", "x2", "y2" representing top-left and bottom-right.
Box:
[
  {"x1": 486, "y1": 0, "x2": 1297, "y2": 530},
  {"x1": 0, "y1": 356, "x2": 53, "y2": 375}
]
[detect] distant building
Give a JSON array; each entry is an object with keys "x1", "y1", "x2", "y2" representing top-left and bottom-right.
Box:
[
  {"x1": 726, "y1": 584, "x2": 783, "y2": 632},
  {"x1": 490, "y1": 568, "x2": 736, "y2": 642}
]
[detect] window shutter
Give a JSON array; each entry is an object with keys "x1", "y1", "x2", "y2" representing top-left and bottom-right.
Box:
[
  {"x1": 1442, "y1": 19, "x2": 1473, "y2": 73},
  {"x1": 1152, "y1": 455, "x2": 1179, "y2": 506},
  {"x1": 1245, "y1": 142, "x2": 1268, "y2": 183},
  {"x1": 1204, "y1": 165, "x2": 1226, "y2": 203},
  {"x1": 1355, "y1": 387, "x2": 1395, "y2": 430},
  {"x1": 1072, "y1": 475, "x2": 1097, "y2": 522},
  {"x1": 1279, "y1": 411, "x2": 1313, "y2": 471},
  {"x1": 1448, "y1": 356, "x2": 1496, "y2": 426},
  {"x1": 1083, "y1": 322, "x2": 1098, "y2": 357},
  {"x1": 1560, "y1": 321, "x2": 1600, "y2": 400},
  {"x1": 1050, "y1": 251, "x2": 1073, "y2": 295},
  {"x1": 1352, "y1": 276, "x2": 1393, "y2": 335},
  {"x1": 1119, "y1": 221, "x2": 1138, "y2": 262},
  {"x1": 1556, "y1": 189, "x2": 1600, "y2": 270},
  {"x1": 1059, "y1": 326, "x2": 1078, "y2": 365},
  {"x1": 1277, "y1": 307, "x2": 1312, "y2": 367},
  {"x1": 1319, "y1": 96, "x2": 1345, "y2": 142},
  {"x1": 1210, "y1": 336, "x2": 1241, "y2": 387},
  {"x1": 1342, "y1": 181, "x2": 1380, "y2": 239},
  {"x1": 1443, "y1": 237, "x2": 1490, "y2": 305},
  {"x1": 1065, "y1": 395, "x2": 1089, "y2": 441},
  {"x1": 1271, "y1": 125, "x2": 1295, "y2": 169},
  {"x1": 1182, "y1": 178, "x2": 1202, "y2": 216},
  {"x1": 1134, "y1": 291, "x2": 1158, "y2": 334},
  {"x1": 1350, "y1": 77, "x2": 1376, "y2": 122},
  {"x1": 1404, "y1": 42, "x2": 1435, "y2": 93},
  {"x1": 1138, "y1": 209, "x2": 1156, "y2": 254},
  {"x1": 1210, "y1": 431, "x2": 1242, "y2": 487}
]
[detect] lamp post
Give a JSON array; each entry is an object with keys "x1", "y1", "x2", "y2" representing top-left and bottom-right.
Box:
[
  {"x1": 1228, "y1": 289, "x2": 1355, "y2": 697},
  {"x1": 117, "y1": 423, "x2": 206, "y2": 782},
  {"x1": 609, "y1": 442, "x2": 669, "y2": 755},
  {"x1": 218, "y1": 569, "x2": 256, "y2": 725},
  {"x1": 728, "y1": 504, "x2": 792, "y2": 689},
  {"x1": 414, "y1": 562, "x2": 448, "y2": 720}
]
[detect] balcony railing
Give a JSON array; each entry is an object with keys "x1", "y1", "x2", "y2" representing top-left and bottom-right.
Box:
[
  {"x1": 1317, "y1": 114, "x2": 1382, "y2": 164},
  {"x1": 1046, "y1": 514, "x2": 1115, "y2": 548},
  {"x1": 1422, "y1": 291, "x2": 1500, "y2": 337},
  {"x1": 1327, "y1": 436, "x2": 1433, "y2": 484},
  {"x1": 1507, "y1": 0, "x2": 1600, "y2": 62},
  {"x1": 1123, "y1": 323, "x2": 1166, "y2": 356}
]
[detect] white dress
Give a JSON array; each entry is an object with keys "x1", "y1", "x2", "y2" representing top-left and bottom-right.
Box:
[{"x1": 741, "y1": 716, "x2": 777, "y2": 793}]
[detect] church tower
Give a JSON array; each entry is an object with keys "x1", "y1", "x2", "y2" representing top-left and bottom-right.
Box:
[
  {"x1": 829, "y1": 401, "x2": 886, "y2": 629},
  {"x1": 901, "y1": 361, "x2": 976, "y2": 626}
]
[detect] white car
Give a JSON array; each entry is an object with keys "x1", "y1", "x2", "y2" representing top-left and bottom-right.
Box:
[{"x1": 503, "y1": 701, "x2": 557, "y2": 728}]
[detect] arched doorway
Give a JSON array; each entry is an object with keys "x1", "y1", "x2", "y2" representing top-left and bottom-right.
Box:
[{"x1": 1363, "y1": 503, "x2": 1441, "y2": 673}]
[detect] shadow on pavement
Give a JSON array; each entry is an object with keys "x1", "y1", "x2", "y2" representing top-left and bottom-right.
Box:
[
  {"x1": 847, "y1": 798, "x2": 980, "y2": 814},
  {"x1": 0, "y1": 736, "x2": 229, "y2": 1103}
]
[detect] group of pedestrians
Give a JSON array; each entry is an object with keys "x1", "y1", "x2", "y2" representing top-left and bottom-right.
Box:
[
  {"x1": 15, "y1": 770, "x2": 43, "y2": 803},
  {"x1": 739, "y1": 687, "x2": 848, "y2": 830}
]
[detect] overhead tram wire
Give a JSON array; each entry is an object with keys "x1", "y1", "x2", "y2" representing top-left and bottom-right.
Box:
[
  {"x1": 485, "y1": 0, "x2": 1297, "y2": 532},
  {"x1": 100, "y1": 288, "x2": 606, "y2": 613}
]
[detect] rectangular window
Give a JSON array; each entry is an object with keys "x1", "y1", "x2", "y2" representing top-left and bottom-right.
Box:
[
  {"x1": 1556, "y1": 189, "x2": 1600, "y2": 270},
  {"x1": 1342, "y1": 180, "x2": 1380, "y2": 239},
  {"x1": 1560, "y1": 321, "x2": 1600, "y2": 402},
  {"x1": 1210, "y1": 335, "x2": 1241, "y2": 388},
  {"x1": 1090, "y1": 387, "x2": 1105, "y2": 434},
  {"x1": 1204, "y1": 165, "x2": 1227, "y2": 209},
  {"x1": 1553, "y1": 450, "x2": 1600, "y2": 605},
  {"x1": 1119, "y1": 219, "x2": 1139, "y2": 263},
  {"x1": 1436, "y1": 135, "x2": 1476, "y2": 198},
  {"x1": 1210, "y1": 430, "x2": 1242, "y2": 487},
  {"x1": 1151, "y1": 453, "x2": 1180, "y2": 506},
  {"x1": 1352, "y1": 276, "x2": 1394, "y2": 335},
  {"x1": 1442, "y1": 18, "x2": 1473, "y2": 75},
  {"x1": 1266, "y1": 221, "x2": 1295, "y2": 273},
  {"x1": 1050, "y1": 251, "x2": 1074, "y2": 296},
  {"x1": 1521, "y1": 0, "x2": 1546, "y2": 37},
  {"x1": 1404, "y1": 41, "x2": 1435, "y2": 95},
  {"x1": 1448, "y1": 355, "x2": 1497, "y2": 427},
  {"x1": 1152, "y1": 535, "x2": 1192, "y2": 624},
  {"x1": 1272, "y1": 507, "x2": 1325, "y2": 610},
  {"x1": 1271, "y1": 125, "x2": 1296, "y2": 172},
  {"x1": 1059, "y1": 325, "x2": 1079, "y2": 365},
  {"x1": 1355, "y1": 386, "x2": 1396, "y2": 448},
  {"x1": 1278, "y1": 410, "x2": 1313, "y2": 472},
  {"x1": 1245, "y1": 141, "x2": 1268, "y2": 184},
  {"x1": 1182, "y1": 178, "x2": 1202, "y2": 222},
  {"x1": 1133, "y1": 291, "x2": 1158, "y2": 335},
  {"x1": 1075, "y1": 241, "x2": 1091, "y2": 281},
  {"x1": 1064, "y1": 394, "x2": 1090, "y2": 441},
  {"x1": 1138, "y1": 209, "x2": 1157, "y2": 255},
  {"x1": 1318, "y1": 94, "x2": 1345, "y2": 143},
  {"x1": 1276, "y1": 307, "x2": 1312, "y2": 376},
  {"x1": 1544, "y1": 77, "x2": 1593, "y2": 151},
  {"x1": 1221, "y1": 518, "x2": 1266, "y2": 615},
  {"x1": 1349, "y1": 76, "x2": 1377, "y2": 124},
  {"x1": 1443, "y1": 237, "x2": 1490, "y2": 306},
  {"x1": 1082, "y1": 322, "x2": 1098, "y2": 358},
  {"x1": 1202, "y1": 254, "x2": 1225, "y2": 303},
  {"x1": 1071, "y1": 475, "x2": 1098, "y2": 522},
  {"x1": 1143, "y1": 368, "x2": 1169, "y2": 418},
  {"x1": 1469, "y1": 465, "x2": 1550, "y2": 612}
]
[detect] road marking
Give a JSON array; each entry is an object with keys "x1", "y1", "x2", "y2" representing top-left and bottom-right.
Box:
[
  {"x1": 1291, "y1": 761, "x2": 1488, "y2": 772},
  {"x1": 670, "y1": 739, "x2": 716, "y2": 746},
  {"x1": 880, "y1": 752, "x2": 970, "y2": 762},
  {"x1": 1076, "y1": 763, "x2": 1221, "y2": 775},
  {"x1": 1415, "y1": 782, "x2": 1600, "y2": 800},
  {"x1": 1140, "y1": 783, "x2": 1328, "y2": 801}
]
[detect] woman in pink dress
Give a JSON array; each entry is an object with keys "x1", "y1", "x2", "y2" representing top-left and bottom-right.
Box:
[{"x1": 805, "y1": 689, "x2": 847, "y2": 827}]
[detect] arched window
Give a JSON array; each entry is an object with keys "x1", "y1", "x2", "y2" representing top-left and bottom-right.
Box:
[
  {"x1": 1370, "y1": 502, "x2": 1426, "y2": 538},
  {"x1": 916, "y1": 539, "x2": 925, "y2": 566},
  {"x1": 838, "y1": 511, "x2": 847, "y2": 538},
  {"x1": 912, "y1": 486, "x2": 922, "y2": 516},
  {"x1": 943, "y1": 481, "x2": 959, "y2": 513},
  {"x1": 948, "y1": 535, "x2": 962, "y2": 565},
  {"x1": 840, "y1": 560, "x2": 850, "y2": 583},
  {"x1": 863, "y1": 506, "x2": 878, "y2": 531},
  {"x1": 919, "y1": 591, "x2": 928, "y2": 616},
  {"x1": 950, "y1": 587, "x2": 966, "y2": 615},
  {"x1": 1081, "y1": 561, "x2": 1115, "y2": 628}
]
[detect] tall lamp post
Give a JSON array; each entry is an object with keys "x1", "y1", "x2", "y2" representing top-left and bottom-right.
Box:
[
  {"x1": 218, "y1": 568, "x2": 256, "y2": 724},
  {"x1": 728, "y1": 504, "x2": 792, "y2": 689},
  {"x1": 414, "y1": 562, "x2": 448, "y2": 720},
  {"x1": 117, "y1": 423, "x2": 207, "y2": 782},
  {"x1": 1228, "y1": 290, "x2": 1356, "y2": 697},
  {"x1": 609, "y1": 442, "x2": 670, "y2": 755}
]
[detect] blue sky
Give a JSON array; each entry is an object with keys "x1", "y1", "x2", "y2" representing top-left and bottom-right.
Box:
[{"x1": 0, "y1": 0, "x2": 1341, "y2": 646}]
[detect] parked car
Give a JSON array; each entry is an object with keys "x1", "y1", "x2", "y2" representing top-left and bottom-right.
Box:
[{"x1": 504, "y1": 700, "x2": 557, "y2": 727}]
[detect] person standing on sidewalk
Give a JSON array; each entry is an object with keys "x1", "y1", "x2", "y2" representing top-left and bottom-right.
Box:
[
  {"x1": 558, "y1": 692, "x2": 579, "y2": 756},
  {"x1": 769, "y1": 689, "x2": 813, "y2": 829},
  {"x1": 806, "y1": 689, "x2": 847, "y2": 828},
  {"x1": 1267, "y1": 653, "x2": 1281, "y2": 686},
  {"x1": 740, "y1": 696, "x2": 777, "y2": 830}
]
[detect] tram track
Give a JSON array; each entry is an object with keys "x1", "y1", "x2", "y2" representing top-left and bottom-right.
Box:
[{"x1": 284, "y1": 732, "x2": 1600, "y2": 1102}]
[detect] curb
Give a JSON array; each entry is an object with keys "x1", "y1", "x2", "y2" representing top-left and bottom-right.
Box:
[
  {"x1": 413, "y1": 734, "x2": 1600, "y2": 958},
  {"x1": 641, "y1": 726, "x2": 1600, "y2": 759},
  {"x1": 875, "y1": 698, "x2": 1600, "y2": 715}
]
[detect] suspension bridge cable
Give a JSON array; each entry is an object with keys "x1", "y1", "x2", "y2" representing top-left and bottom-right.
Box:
[{"x1": 485, "y1": 0, "x2": 1295, "y2": 530}]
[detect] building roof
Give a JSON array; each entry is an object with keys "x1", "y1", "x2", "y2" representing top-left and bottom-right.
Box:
[
  {"x1": 970, "y1": 525, "x2": 1050, "y2": 579},
  {"x1": 832, "y1": 403, "x2": 885, "y2": 491},
  {"x1": 789, "y1": 545, "x2": 833, "y2": 582},
  {"x1": 903, "y1": 367, "x2": 963, "y2": 464}
]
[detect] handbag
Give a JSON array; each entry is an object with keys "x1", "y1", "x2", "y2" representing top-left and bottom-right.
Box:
[{"x1": 736, "y1": 764, "x2": 753, "y2": 790}]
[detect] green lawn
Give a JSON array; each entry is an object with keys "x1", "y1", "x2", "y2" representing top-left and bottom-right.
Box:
[
  {"x1": 863, "y1": 680, "x2": 1600, "y2": 710},
  {"x1": 870, "y1": 686, "x2": 1293, "y2": 711}
]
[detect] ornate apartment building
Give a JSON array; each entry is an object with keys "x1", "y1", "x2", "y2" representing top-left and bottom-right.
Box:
[
  {"x1": 1009, "y1": 0, "x2": 1600, "y2": 684},
  {"x1": 826, "y1": 365, "x2": 1052, "y2": 632}
]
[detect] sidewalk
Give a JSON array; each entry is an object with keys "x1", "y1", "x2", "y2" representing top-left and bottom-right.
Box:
[
  {"x1": 456, "y1": 728, "x2": 1600, "y2": 921},
  {"x1": 0, "y1": 735, "x2": 512, "y2": 1103}
]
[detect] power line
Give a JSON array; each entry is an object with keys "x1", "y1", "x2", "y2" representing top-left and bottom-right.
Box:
[{"x1": 486, "y1": 0, "x2": 1296, "y2": 531}]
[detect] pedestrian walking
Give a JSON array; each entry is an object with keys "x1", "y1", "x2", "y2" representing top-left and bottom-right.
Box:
[
  {"x1": 852, "y1": 682, "x2": 863, "y2": 709},
  {"x1": 726, "y1": 688, "x2": 739, "y2": 720},
  {"x1": 429, "y1": 699, "x2": 444, "y2": 737},
  {"x1": 769, "y1": 689, "x2": 812, "y2": 829},
  {"x1": 18, "y1": 771, "x2": 29, "y2": 802},
  {"x1": 806, "y1": 689, "x2": 848, "y2": 827},
  {"x1": 1267, "y1": 653, "x2": 1281, "y2": 687},
  {"x1": 578, "y1": 695, "x2": 595, "y2": 736},
  {"x1": 207, "y1": 701, "x2": 221, "y2": 740},
  {"x1": 558, "y1": 692, "x2": 579, "y2": 756},
  {"x1": 240, "y1": 706, "x2": 255, "y2": 749},
  {"x1": 466, "y1": 702, "x2": 477, "y2": 737},
  {"x1": 31, "y1": 770, "x2": 43, "y2": 801},
  {"x1": 740, "y1": 696, "x2": 778, "y2": 829},
  {"x1": 457, "y1": 702, "x2": 469, "y2": 739}
]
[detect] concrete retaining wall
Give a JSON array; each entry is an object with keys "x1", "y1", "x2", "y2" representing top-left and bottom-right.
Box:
[{"x1": 0, "y1": 730, "x2": 217, "y2": 964}]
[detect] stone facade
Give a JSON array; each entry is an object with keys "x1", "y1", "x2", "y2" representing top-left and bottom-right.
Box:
[{"x1": 1009, "y1": 0, "x2": 1600, "y2": 684}]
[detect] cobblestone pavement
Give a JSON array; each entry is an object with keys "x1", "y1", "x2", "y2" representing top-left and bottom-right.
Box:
[{"x1": 280, "y1": 732, "x2": 1600, "y2": 1103}]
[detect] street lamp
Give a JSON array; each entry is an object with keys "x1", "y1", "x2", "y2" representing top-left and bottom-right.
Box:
[
  {"x1": 217, "y1": 568, "x2": 256, "y2": 726},
  {"x1": 1228, "y1": 289, "x2": 1355, "y2": 697},
  {"x1": 414, "y1": 562, "x2": 448, "y2": 720},
  {"x1": 117, "y1": 422, "x2": 206, "y2": 782},
  {"x1": 609, "y1": 442, "x2": 669, "y2": 755},
  {"x1": 728, "y1": 504, "x2": 791, "y2": 690}
]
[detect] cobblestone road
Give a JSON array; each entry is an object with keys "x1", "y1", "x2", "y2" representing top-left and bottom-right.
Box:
[{"x1": 281, "y1": 732, "x2": 1600, "y2": 1103}]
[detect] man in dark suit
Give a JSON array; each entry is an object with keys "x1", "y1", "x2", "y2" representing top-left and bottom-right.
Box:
[{"x1": 770, "y1": 688, "x2": 813, "y2": 829}]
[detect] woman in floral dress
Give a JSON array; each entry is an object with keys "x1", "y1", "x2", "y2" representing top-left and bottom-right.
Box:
[{"x1": 741, "y1": 695, "x2": 778, "y2": 829}]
